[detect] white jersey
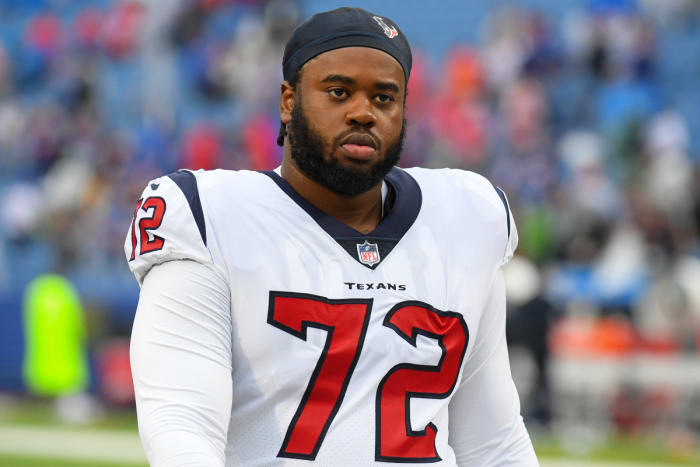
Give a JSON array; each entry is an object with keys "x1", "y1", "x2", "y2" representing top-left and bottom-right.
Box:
[{"x1": 125, "y1": 167, "x2": 537, "y2": 466}]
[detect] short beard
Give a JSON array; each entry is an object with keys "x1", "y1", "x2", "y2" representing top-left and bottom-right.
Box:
[{"x1": 287, "y1": 95, "x2": 405, "y2": 197}]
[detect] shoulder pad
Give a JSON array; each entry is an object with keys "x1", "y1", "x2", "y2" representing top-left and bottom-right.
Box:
[{"x1": 124, "y1": 170, "x2": 211, "y2": 285}]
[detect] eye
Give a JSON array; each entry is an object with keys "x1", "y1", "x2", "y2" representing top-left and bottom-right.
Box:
[
  {"x1": 376, "y1": 94, "x2": 394, "y2": 104},
  {"x1": 329, "y1": 88, "x2": 347, "y2": 99}
]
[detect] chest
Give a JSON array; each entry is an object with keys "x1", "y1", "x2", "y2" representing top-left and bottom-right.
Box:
[
  {"x1": 218, "y1": 209, "x2": 495, "y2": 376},
  {"x1": 211, "y1": 185, "x2": 498, "y2": 463}
]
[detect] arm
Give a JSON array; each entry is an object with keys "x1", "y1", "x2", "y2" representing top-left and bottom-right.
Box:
[
  {"x1": 130, "y1": 260, "x2": 232, "y2": 466},
  {"x1": 448, "y1": 271, "x2": 538, "y2": 466}
]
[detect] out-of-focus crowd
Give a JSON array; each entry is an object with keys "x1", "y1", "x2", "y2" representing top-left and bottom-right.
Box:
[{"x1": 1, "y1": 0, "x2": 700, "y2": 431}]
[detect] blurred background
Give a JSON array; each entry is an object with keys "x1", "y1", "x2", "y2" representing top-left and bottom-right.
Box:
[{"x1": 0, "y1": 0, "x2": 699, "y2": 465}]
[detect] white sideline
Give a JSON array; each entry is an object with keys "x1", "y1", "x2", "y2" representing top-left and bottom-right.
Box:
[
  {"x1": 540, "y1": 462, "x2": 675, "y2": 467},
  {"x1": 0, "y1": 425, "x2": 679, "y2": 467},
  {"x1": 0, "y1": 425, "x2": 147, "y2": 464}
]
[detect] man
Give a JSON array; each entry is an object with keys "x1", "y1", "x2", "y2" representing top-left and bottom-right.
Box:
[{"x1": 126, "y1": 7, "x2": 538, "y2": 466}]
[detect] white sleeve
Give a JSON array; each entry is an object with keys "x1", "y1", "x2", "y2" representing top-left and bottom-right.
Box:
[
  {"x1": 130, "y1": 260, "x2": 232, "y2": 467},
  {"x1": 448, "y1": 271, "x2": 538, "y2": 466}
]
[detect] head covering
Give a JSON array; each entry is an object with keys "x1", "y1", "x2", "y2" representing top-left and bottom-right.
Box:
[
  {"x1": 277, "y1": 7, "x2": 412, "y2": 146},
  {"x1": 283, "y1": 7, "x2": 412, "y2": 83}
]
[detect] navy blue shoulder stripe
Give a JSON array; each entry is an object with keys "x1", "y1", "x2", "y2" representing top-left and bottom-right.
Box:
[
  {"x1": 493, "y1": 185, "x2": 511, "y2": 239},
  {"x1": 167, "y1": 170, "x2": 207, "y2": 246}
]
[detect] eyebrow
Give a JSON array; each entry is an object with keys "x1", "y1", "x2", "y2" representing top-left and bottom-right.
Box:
[
  {"x1": 321, "y1": 74, "x2": 400, "y2": 93},
  {"x1": 375, "y1": 81, "x2": 400, "y2": 93},
  {"x1": 321, "y1": 74, "x2": 355, "y2": 85}
]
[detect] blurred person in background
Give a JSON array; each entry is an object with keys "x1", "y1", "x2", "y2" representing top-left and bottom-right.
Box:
[
  {"x1": 126, "y1": 6, "x2": 537, "y2": 466},
  {"x1": 22, "y1": 274, "x2": 97, "y2": 424}
]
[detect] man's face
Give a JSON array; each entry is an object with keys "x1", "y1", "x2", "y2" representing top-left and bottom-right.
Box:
[{"x1": 284, "y1": 47, "x2": 406, "y2": 196}]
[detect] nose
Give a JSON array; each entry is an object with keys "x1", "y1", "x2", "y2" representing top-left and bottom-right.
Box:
[{"x1": 345, "y1": 94, "x2": 376, "y2": 128}]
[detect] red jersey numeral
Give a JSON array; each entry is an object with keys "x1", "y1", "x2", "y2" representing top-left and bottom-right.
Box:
[
  {"x1": 129, "y1": 196, "x2": 166, "y2": 260},
  {"x1": 269, "y1": 295, "x2": 469, "y2": 463},
  {"x1": 129, "y1": 198, "x2": 144, "y2": 261},
  {"x1": 376, "y1": 301, "x2": 469, "y2": 462},
  {"x1": 268, "y1": 292, "x2": 373, "y2": 460}
]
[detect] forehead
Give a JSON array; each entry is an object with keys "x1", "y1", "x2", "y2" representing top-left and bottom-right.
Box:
[{"x1": 300, "y1": 47, "x2": 405, "y2": 89}]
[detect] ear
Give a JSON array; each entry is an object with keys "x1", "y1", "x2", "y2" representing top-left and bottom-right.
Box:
[{"x1": 280, "y1": 81, "x2": 296, "y2": 125}]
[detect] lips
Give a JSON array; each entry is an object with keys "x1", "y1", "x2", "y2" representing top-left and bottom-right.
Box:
[{"x1": 339, "y1": 133, "x2": 378, "y2": 160}]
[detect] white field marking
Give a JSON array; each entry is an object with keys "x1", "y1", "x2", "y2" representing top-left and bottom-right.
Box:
[
  {"x1": 540, "y1": 460, "x2": 677, "y2": 467},
  {"x1": 0, "y1": 425, "x2": 146, "y2": 463},
  {"x1": 0, "y1": 426, "x2": 681, "y2": 467}
]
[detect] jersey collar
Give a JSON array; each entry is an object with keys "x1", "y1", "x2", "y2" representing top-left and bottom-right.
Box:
[{"x1": 262, "y1": 167, "x2": 422, "y2": 270}]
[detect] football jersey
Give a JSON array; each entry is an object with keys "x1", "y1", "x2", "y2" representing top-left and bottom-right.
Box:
[{"x1": 125, "y1": 167, "x2": 525, "y2": 466}]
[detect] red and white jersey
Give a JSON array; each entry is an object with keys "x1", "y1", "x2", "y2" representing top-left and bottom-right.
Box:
[{"x1": 125, "y1": 167, "x2": 536, "y2": 466}]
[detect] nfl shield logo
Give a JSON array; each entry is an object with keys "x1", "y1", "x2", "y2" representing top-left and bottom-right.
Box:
[{"x1": 357, "y1": 240, "x2": 381, "y2": 266}]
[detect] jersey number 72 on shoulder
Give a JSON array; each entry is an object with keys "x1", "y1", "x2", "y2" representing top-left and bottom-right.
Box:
[
  {"x1": 129, "y1": 196, "x2": 167, "y2": 261},
  {"x1": 268, "y1": 292, "x2": 469, "y2": 462}
]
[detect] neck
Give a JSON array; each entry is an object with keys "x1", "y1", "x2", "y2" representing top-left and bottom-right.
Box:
[{"x1": 280, "y1": 156, "x2": 383, "y2": 234}]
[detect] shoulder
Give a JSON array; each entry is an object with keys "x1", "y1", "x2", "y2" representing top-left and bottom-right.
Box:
[
  {"x1": 192, "y1": 167, "x2": 271, "y2": 191},
  {"x1": 403, "y1": 167, "x2": 517, "y2": 265},
  {"x1": 123, "y1": 169, "x2": 214, "y2": 285},
  {"x1": 124, "y1": 168, "x2": 278, "y2": 284},
  {"x1": 403, "y1": 167, "x2": 506, "y2": 217},
  {"x1": 189, "y1": 168, "x2": 284, "y2": 211}
]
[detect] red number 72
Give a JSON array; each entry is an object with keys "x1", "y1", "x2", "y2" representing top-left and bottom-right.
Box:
[
  {"x1": 129, "y1": 196, "x2": 166, "y2": 260},
  {"x1": 268, "y1": 292, "x2": 469, "y2": 463}
]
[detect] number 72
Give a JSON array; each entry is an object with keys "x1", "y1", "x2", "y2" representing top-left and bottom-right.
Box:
[{"x1": 268, "y1": 291, "x2": 469, "y2": 463}]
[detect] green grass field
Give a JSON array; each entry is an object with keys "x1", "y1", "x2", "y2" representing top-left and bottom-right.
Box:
[
  {"x1": 0, "y1": 455, "x2": 144, "y2": 467},
  {"x1": 0, "y1": 435, "x2": 697, "y2": 467},
  {"x1": 1, "y1": 398, "x2": 698, "y2": 466}
]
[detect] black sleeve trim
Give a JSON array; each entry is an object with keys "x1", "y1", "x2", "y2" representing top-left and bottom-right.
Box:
[
  {"x1": 493, "y1": 186, "x2": 511, "y2": 239},
  {"x1": 167, "y1": 170, "x2": 207, "y2": 246}
]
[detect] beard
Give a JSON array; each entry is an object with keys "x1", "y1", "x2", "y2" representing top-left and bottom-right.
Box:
[{"x1": 287, "y1": 97, "x2": 406, "y2": 197}]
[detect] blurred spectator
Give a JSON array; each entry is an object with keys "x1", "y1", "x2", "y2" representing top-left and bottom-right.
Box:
[
  {"x1": 0, "y1": 43, "x2": 12, "y2": 95},
  {"x1": 23, "y1": 274, "x2": 88, "y2": 396},
  {"x1": 1, "y1": 182, "x2": 42, "y2": 245},
  {"x1": 429, "y1": 46, "x2": 489, "y2": 167},
  {"x1": 505, "y1": 255, "x2": 558, "y2": 426},
  {"x1": 100, "y1": 1, "x2": 144, "y2": 59},
  {"x1": 180, "y1": 122, "x2": 223, "y2": 170}
]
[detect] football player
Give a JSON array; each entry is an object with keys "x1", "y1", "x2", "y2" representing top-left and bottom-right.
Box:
[{"x1": 126, "y1": 7, "x2": 538, "y2": 466}]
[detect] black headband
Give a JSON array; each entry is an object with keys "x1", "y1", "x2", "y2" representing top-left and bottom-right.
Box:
[{"x1": 282, "y1": 7, "x2": 412, "y2": 84}]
